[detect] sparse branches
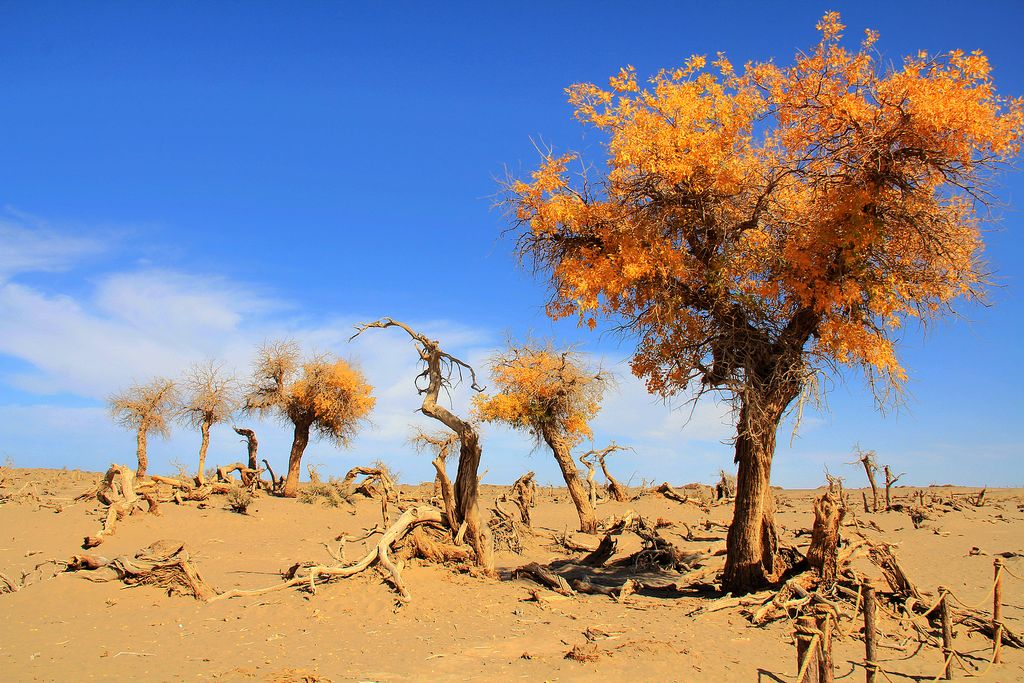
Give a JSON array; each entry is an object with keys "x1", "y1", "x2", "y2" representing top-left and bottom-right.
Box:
[
  {"x1": 178, "y1": 360, "x2": 238, "y2": 484},
  {"x1": 353, "y1": 318, "x2": 493, "y2": 572},
  {"x1": 109, "y1": 377, "x2": 178, "y2": 478},
  {"x1": 243, "y1": 340, "x2": 375, "y2": 498},
  {"x1": 580, "y1": 443, "x2": 631, "y2": 502}
]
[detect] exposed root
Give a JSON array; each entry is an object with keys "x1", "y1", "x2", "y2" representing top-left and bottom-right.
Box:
[{"x1": 211, "y1": 505, "x2": 445, "y2": 603}]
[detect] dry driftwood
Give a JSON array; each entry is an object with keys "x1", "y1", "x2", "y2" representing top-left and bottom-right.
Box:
[
  {"x1": 212, "y1": 505, "x2": 446, "y2": 602},
  {"x1": 70, "y1": 540, "x2": 217, "y2": 600},
  {"x1": 83, "y1": 465, "x2": 161, "y2": 548}
]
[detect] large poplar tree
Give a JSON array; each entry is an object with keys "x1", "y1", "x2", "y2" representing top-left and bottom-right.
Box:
[{"x1": 506, "y1": 14, "x2": 1023, "y2": 592}]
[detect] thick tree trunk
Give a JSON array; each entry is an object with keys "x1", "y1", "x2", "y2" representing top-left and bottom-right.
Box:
[
  {"x1": 282, "y1": 420, "x2": 311, "y2": 498},
  {"x1": 722, "y1": 396, "x2": 789, "y2": 593},
  {"x1": 135, "y1": 427, "x2": 148, "y2": 478},
  {"x1": 543, "y1": 426, "x2": 597, "y2": 534},
  {"x1": 453, "y1": 432, "x2": 494, "y2": 572},
  {"x1": 196, "y1": 421, "x2": 211, "y2": 485}
]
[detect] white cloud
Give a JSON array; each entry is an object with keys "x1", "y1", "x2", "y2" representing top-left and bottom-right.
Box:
[{"x1": 0, "y1": 209, "x2": 106, "y2": 281}]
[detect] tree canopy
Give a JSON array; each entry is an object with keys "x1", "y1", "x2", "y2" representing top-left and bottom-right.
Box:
[
  {"x1": 509, "y1": 13, "x2": 1023, "y2": 407},
  {"x1": 474, "y1": 342, "x2": 607, "y2": 446}
]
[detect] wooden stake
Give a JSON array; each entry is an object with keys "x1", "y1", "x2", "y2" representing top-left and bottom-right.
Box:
[
  {"x1": 795, "y1": 615, "x2": 822, "y2": 683},
  {"x1": 815, "y1": 610, "x2": 834, "y2": 683},
  {"x1": 863, "y1": 580, "x2": 878, "y2": 683},
  {"x1": 993, "y1": 558, "x2": 1003, "y2": 664},
  {"x1": 939, "y1": 585, "x2": 953, "y2": 679}
]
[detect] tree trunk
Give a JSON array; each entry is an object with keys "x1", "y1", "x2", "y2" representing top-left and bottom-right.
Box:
[
  {"x1": 453, "y1": 431, "x2": 494, "y2": 572},
  {"x1": 196, "y1": 420, "x2": 211, "y2": 485},
  {"x1": 431, "y1": 455, "x2": 458, "y2": 534},
  {"x1": 860, "y1": 455, "x2": 879, "y2": 512},
  {"x1": 599, "y1": 460, "x2": 629, "y2": 503},
  {"x1": 135, "y1": 427, "x2": 148, "y2": 478},
  {"x1": 282, "y1": 420, "x2": 311, "y2": 498},
  {"x1": 543, "y1": 426, "x2": 597, "y2": 534},
  {"x1": 722, "y1": 395, "x2": 789, "y2": 593},
  {"x1": 234, "y1": 427, "x2": 259, "y2": 470}
]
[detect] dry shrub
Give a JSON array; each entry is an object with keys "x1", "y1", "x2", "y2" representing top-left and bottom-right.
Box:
[
  {"x1": 299, "y1": 468, "x2": 352, "y2": 508},
  {"x1": 565, "y1": 643, "x2": 601, "y2": 663},
  {"x1": 227, "y1": 485, "x2": 254, "y2": 514}
]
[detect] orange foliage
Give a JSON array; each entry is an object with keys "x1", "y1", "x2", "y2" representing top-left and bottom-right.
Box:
[
  {"x1": 508, "y1": 13, "x2": 1023, "y2": 401},
  {"x1": 474, "y1": 343, "x2": 607, "y2": 446},
  {"x1": 246, "y1": 340, "x2": 375, "y2": 445}
]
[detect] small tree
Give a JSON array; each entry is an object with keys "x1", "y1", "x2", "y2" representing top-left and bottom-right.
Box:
[
  {"x1": 178, "y1": 361, "x2": 237, "y2": 484},
  {"x1": 474, "y1": 342, "x2": 608, "y2": 533},
  {"x1": 244, "y1": 340, "x2": 376, "y2": 498},
  {"x1": 109, "y1": 377, "x2": 178, "y2": 478}
]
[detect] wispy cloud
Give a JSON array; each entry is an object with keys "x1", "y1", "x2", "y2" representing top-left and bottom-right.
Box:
[{"x1": 0, "y1": 208, "x2": 107, "y2": 281}]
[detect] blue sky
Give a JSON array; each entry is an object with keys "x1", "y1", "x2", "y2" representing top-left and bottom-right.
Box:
[{"x1": 1, "y1": 1, "x2": 1022, "y2": 488}]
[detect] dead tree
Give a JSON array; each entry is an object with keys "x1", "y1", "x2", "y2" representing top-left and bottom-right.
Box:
[
  {"x1": 882, "y1": 465, "x2": 903, "y2": 511},
  {"x1": 806, "y1": 478, "x2": 846, "y2": 587},
  {"x1": 854, "y1": 447, "x2": 880, "y2": 512},
  {"x1": 581, "y1": 443, "x2": 631, "y2": 503},
  {"x1": 83, "y1": 464, "x2": 161, "y2": 548},
  {"x1": 412, "y1": 430, "x2": 459, "y2": 528},
  {"x1": 715, "y1": 469, "x2": 736, "y2": 501},
  {"x1": 506, "y1": 471, "x2": 537, "y2": 526},
  {"x1": 352, "y1": 318, "x2": 493, "y2": 572},
  {"x1": 233, "y1": 427, "x2": 259, "y2": 470},
  {"x1": 69, "y1": 540, "x2": 217, "y2": 600},
  {"x1": 579, "y1": 451, "x2": 600, "y2": 509}
]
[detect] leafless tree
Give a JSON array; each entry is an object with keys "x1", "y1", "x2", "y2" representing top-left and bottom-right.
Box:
[{"x1": 178, "y1": 360, "x2": 237, "y2": 484}]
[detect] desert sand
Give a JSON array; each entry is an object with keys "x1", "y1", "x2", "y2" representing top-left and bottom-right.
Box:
[{"x1": 1, "y1": 466, "x2": 1022, "y2": 682}]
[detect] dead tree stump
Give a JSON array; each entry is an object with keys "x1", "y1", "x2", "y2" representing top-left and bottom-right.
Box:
[{"x1": 807, "y1": 482, "x2": 846, "y2": 587}]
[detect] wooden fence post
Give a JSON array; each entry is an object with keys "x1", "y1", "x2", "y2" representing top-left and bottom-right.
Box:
[
  {"x1": 993, "y1": 558, "x2": 1003, "y2": 664},
  {"x1": 815, "y1": 609, "x2": 834, "y2": 683},
  {"x1": 864, "y1": 580, "x2": 877, "y2": 683},
  {"x1": 939, "y1": 585, "x2": 953, "y2": 679},
  {"x1": 795, "y1": 615, "x2": 822, "y2": 683}
]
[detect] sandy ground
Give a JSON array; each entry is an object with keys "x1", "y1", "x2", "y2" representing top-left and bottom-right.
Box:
[{"x1": 1, "y1": 467, "x2": 1023, "y2": 682}]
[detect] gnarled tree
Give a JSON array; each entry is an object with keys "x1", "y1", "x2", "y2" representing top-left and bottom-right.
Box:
[
  {"x1": 505, "y1": 14, "x2": 1022, "y2": 591},
  {"x1": 474, "y1": 342, "x2": 608, "y2": 533},
  {"x1": 352, "y1": 319, "x2": 494, "y2": 572},
  {"x1": 109, "y1": 377, "x2": 178, "y2": 478},
  {"x1": 178, "y1": 361, "x2": 237, "y2": 484},
  {"x1": 244, "y1": 340, "x2": 376, "y2": 498},
  {"x1": 581, "y1": 443, "x2": 631, "y2": 503}
]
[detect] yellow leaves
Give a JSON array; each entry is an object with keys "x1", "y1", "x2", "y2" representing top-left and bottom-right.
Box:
[
  {"x1": 474, "y1": 344, "x2": 605, "y2": 445},
  {"x1": 609, "y1": 65, "x2": 638, "y2": 93},
  {"x1": 506, "y1": 11, "x2": 1021, "y2": 404},
  {"x1": 815, "y1": 11, "x2": 844, "y2": 42}
]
